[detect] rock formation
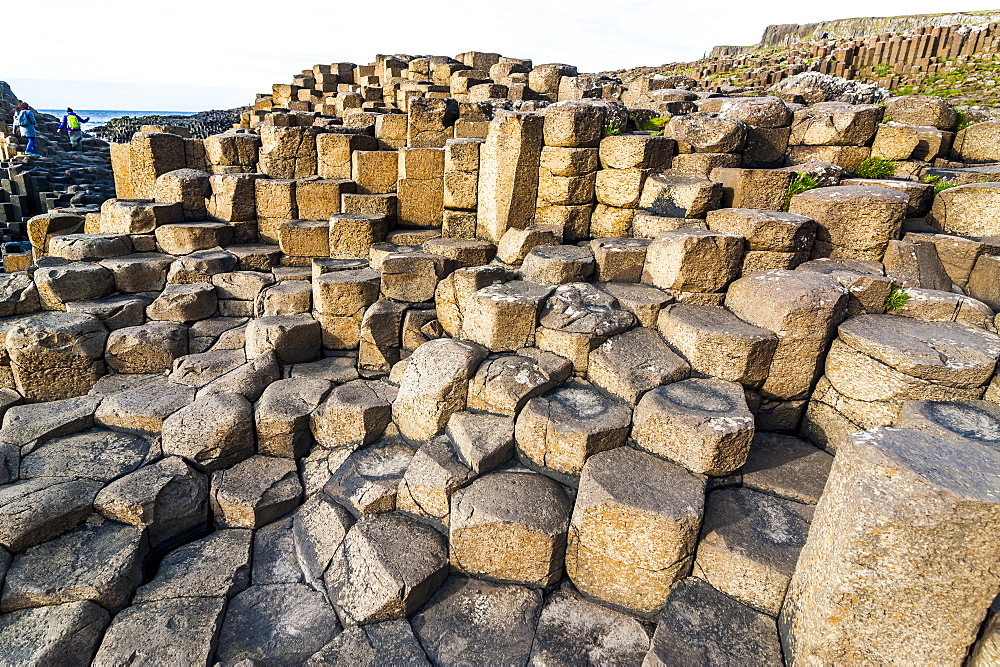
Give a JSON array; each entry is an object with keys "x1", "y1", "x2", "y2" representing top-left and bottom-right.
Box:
[
  {"x1": 0, "y1": 85, "x2": 116, "y2": 249},
  {"x1": 3, "y1": 36, "x2": 1000, "y2": 665}
]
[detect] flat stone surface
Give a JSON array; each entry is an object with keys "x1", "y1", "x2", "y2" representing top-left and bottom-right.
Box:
[
  {"x1": 392, "y1": 338, "x2": 487, "y2": 441},
  {"x1": 632, "y1": 378, "x2": 754, "y2": 476},
  {"x1": 291, "y1": 355, "x2": 360, "y2": 383},
  {"x1": 0, "y1": 394, "x2": 103, "y2": 449},
  {"x1": 0, "y1": 600, "x2": 110, "y2": 665},
  {"x1": 134, "y1": 529, "x2": 252, "y2": 603},
  {"x1": 252, "y1": 515, "x2": 305, "y2": 585},
  {"x1": 196, "y1": 350, "x2": 280, "y2": 401},
  {"x1": 1, "y1": 519, "x2": 147, "y2": 613},
  {"x1": 529, "y1": 588, "x2": 651, "y2": 665},
  {"x1": 161, "y1": 393, "x2": 255, "y2": 471},
  {"x1": 657, "y1": 303, "x2": 777, "y2": 387},
  {"x1": 306, "y1": 618, "x2": 430, "y2": 666},
  {"x1": 256, "y1": 377, "x2": 332, "y2": 458},
  {"x1": 741, "y1": 433, "x2": 833, "y2": 505},
  {"x1": 310, "y1": 379, "x2": 393, "y2": 450},
  {"x1": 644, "y1": 577, "x2": 783, "y2": 665},
  {"x1": 725, "y1": 269, "x2": 849, "y2": 402},
  {"x1": 466, "y1": 352, "x2": 570, "y2": 418},
  {"x1": 0, "y1": 476, "x2": 103, "y2": 552},
  {"x1": 19, "y1": 428, "x2": 149, "y2": 482},
  {"x1": 169, "y1": 348, "x2": 246, "y2": 388},
  {"x1": 896, "y1": 399, "x2": 1000, "y2": 449},
  {"x1": 780, "y1": 427, "x2": 1000, "y2": 663},
  {"x1": 835, "y1": 314, "x2": 1000, "y2": 387},
  {"x1": 588, "y1": 327, "x2": 690, "y2": 404},
  {"x1": 95, "y1": 380, "x2": 195, "y2": 434},
  {"x1": 446, "y1": 411, "x2": 515, "y2": 474},
  {"x1": 215, "y1": 583, "x2": 341, "y2": 664},
  {"x1": 412, "y1": 575, "x2": 543, "y2": 666},
  {"x1": 92, "y1": 596, "x2": 227, "y2": 666}
]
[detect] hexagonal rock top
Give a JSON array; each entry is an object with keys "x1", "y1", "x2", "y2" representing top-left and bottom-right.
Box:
[{"x1": 450, "y1": 471, "x2": 572, "y2": 588}]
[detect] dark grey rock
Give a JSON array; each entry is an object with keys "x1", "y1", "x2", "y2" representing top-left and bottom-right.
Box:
[
  {"x1": 529, "y1": 588, "x2": 651, "y2": 666},
  {"x1": 413, "y1": 575, "x2": 543, "y2": 666},
  {"x1": 307, "y1": 619, "x2": 430, "y2": 666},
  {"x1": 0, "y1": 600, "x2": 110, "y2": 664},
  {"x1": 643, "y1": 577, "x2": 783, "y2": 666},
  {"x1": 292, "y1": 493, "x2": 353, "y2": 596},
  {"x1": 256, "y1": 377, "x2": 332, "y2": 458},
  {"x1": 1, "y1": 519, "x2": 148, "y2": 613},
  {"x1": 0, "y1": 442, "x2": 18, "y2": 485},
  {"x1": 134, "y1": 529, "x2": 252, "y2": 603},
  {"x1": 741, "y1": 433, "x2": 833, "y2": 505},
  {"x1": 215, "y1": 583, "x2": 341, "y2": 664},
  {"x1": 0, "y1": 477, "x2": 103, "y2": 552},
  {"x1": 19, "y1": 428, "x2": 149, "y2": 482},
  {"x1": 169, "y1": 348, "x2": 246, "y2": 388},
  {"x1": 252, "y1": 516, "x2": 305, "y2": 585},
  {"x1": 92, "y1": 596, "x2": 226, "y2": 665},
  {"x1": 291, "y1": 355, "x2": 360, "y2": 383},
  {"x1": 196, "y1": 350, "x2": 280, "y2": 401},
  {"x1": 896, "y1": 399, "x2": 1000, "y2": 448},
  {"x1": 0, "y1": 546, "x2": 9, "y2": 589}
]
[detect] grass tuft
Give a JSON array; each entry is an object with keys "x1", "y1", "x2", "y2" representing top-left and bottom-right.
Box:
[
  {"x1": 782, "y1": 172, "x2": 820, "y2": 211},
  {"x1": 602, "y1": 117, "x2": 622, "y2": 137},
  {"x1": 855, "y1": 155, "x2": 895, "y2": 179},
  {"x1": 884, "y1": 286, "x2": 911, "y2": 312}
]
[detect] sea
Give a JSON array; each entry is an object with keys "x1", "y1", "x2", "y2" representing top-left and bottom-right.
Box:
[{"x1": 38, "y1": 110, "x2": 198, "y2": 131}]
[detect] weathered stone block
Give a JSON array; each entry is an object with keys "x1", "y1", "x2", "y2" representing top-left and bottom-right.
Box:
[
  {"x1": 450, "y1": 471, "x2": 571, "y2": 587},
  {"x1": 566, "y1": 447, "x2": 705, "y2": 615},
  {"x1": 515, "y1": 382, "x2": 632, "y2": 483},
  {"x1": 642, "y1": 227, "x2": 743, "y2": 293},
  {"x1": 781, "y1": 427, "x2": 1000, "y2": 664},
  {"x1": 658, "y1": 303, "x2": 778, "y2": 387}
]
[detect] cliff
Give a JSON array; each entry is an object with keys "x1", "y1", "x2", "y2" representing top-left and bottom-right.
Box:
[{"x1": 711, "y1": 10, "x2": 1000, "y2": 56}]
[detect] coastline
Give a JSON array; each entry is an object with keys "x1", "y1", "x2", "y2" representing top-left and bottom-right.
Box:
[{"x1": 37, "y1": 109, "x2": 198, "y2": 130}]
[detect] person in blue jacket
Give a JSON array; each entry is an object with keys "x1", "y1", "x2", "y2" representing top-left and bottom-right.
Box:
[
  {"x1": 12, "y1": 103, "x2": 40, "y2": 156},
  {"x1": 57, "y1": 108, "x2": 90, "y2": 151}
]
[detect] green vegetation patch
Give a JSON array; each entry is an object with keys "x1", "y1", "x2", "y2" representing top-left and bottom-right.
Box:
[
  {"x1": 855, "y1": 155, "x2": 896, "y2": 179},
  {"x1": 782, "y1": 172, "x2": 820, "y2": 211}
]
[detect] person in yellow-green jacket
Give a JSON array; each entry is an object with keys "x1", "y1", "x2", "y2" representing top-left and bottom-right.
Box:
[{"x1": 57, "y1": 108, "x2": 90, "y2": 151}]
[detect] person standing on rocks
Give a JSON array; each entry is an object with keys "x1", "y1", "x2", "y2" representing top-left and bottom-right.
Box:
[
  {"x1": 58, "y1": 108, "x2": 90, "y2": 151},
  {"x1": 12, "y1": 102, "x2": 40, "y2": 156}
]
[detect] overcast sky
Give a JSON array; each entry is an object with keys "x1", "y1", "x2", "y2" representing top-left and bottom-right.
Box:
[{"x1": 6, "y1": 0, "x2": 1000, "y2": 111}]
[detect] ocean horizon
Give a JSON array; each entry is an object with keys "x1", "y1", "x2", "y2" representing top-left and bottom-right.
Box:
[{"x1": 38, "y1": 109, "x2": 198, "y2": 131}]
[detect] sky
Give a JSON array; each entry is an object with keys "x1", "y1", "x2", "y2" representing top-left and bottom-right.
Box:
[{"x1": 6, "y1": 0, "x2": 1000, "y2": 111}]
